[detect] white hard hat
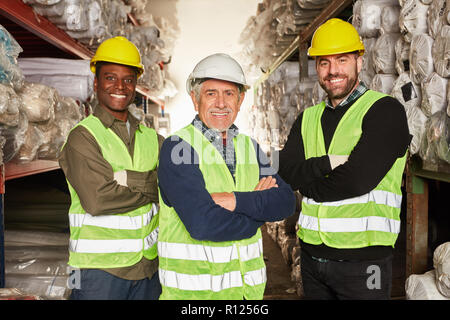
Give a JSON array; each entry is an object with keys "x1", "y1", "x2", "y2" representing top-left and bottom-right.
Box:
[{"x1": 186, "y1": 53, "x2": 250, "y2": 94}]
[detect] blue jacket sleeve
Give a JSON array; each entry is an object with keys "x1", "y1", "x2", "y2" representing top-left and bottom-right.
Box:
[
  {"x1": 233, "y1": 139, "x2": 296, "y2": 222},
  {"x1": 158, "y1": 136, "x2": 264, "y2": 242}
]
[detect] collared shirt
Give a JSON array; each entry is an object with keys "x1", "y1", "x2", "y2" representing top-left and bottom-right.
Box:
[
  {"x1": 191, "y1": 115, "x2": 239, "y2": 178},
  {"x1": 325, "y1": 81, "x2": 368, "y2": 109}
]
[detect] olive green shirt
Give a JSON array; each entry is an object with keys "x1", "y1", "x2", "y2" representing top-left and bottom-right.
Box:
[{"x1": 59, "y1": 105, "x2": 164, "y2": 280}]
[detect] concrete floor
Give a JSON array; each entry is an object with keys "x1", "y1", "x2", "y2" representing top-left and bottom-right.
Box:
[{"x1": 262, "y1": 225, "x2": 302, "y2": 300}]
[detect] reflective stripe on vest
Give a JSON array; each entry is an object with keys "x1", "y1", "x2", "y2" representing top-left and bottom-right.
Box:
[
  {"x1": 158, "y1": 124, "x2": 265, "y2": 300},
  {"x1": 64, "y1": 115, "x2": 159, "y2": 268},
  {"x1": 158, "y1": 238, "x2": 263, "y2": 263},
  {"x1": 159, "y1": 267, "x2": 267, "y2": 292},
  {"x1": 299, "y1": 90, "x2": 407, "y2": 248}
]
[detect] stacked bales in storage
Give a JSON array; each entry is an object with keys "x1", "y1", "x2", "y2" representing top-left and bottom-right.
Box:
[
  {"x1": 354, "y1": 0, "x2": 449, "y2": 165},
  {"x1": 23, "y1": 0, "x2": 177, "y2": 97},
  {"x1": 0, "y1": 26, "x2": 86, "y2": 164},
  {"x1": 238, "y1": 0, "x2": 331, "y2": 84}
]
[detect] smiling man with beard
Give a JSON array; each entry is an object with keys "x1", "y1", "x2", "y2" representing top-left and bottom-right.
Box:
[
  {"x1": 59, "y1": 37, "x2": 163, "y2": 300},
  {"x1": 156, "y1": 53, "x2": 295, "y2": 300},
  {"x1": 278, "y1": 19, "x2": 412, "y2": 300}
]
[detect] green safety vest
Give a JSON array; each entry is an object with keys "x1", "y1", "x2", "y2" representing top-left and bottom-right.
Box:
[
  {"x1": 64, "y1": 115, "x2": 159, "y2": 269},
  {"x1": 299, "y1": 90, "x2": 407, "y2": 248},
  {"x1": 158, "y1": 124, "x2": 266, "y2": 300}
]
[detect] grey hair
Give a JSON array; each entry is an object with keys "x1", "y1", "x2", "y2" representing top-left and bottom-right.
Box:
[{"x1": 190, "y1": 78, "x2": 245, "y2": 103}]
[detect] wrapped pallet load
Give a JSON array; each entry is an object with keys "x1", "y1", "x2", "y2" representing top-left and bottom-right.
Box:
[
  {"x1": 0, "y1": 84, "x2": 27, "y2": 163},
  {"x1": 433, "y1": 242, "x2": 450, "y2": 298},
  {"x1": 391, "y1": 72, "x2": 425, "y2": 155},
  {"x1": 399, "y1": 0, "x2": 429, "y2": 43},
  {"x1": 421, "y1": 72, "x2": 448, "y2": 117},
  {"x1": 431, "y1": 25, "x2": 450, "y2": 79},
  {"x1": 395, "y1": 36, "x2": 411, "y2": 74},
  {"x1": 410, "y1": 33, "x2": 435, "y2": 85},
  {"x1": 419, "y1": 111, "x2": 450, "y2": 164},
  {"x1": 406, "y1": 242, "x2": 450, "y2": 300}
]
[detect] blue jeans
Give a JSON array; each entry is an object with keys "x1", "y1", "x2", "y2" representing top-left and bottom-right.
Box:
[
  {"x1": 301, "y1": 250, "x2": 393, "y2": 300},
  {"x1": 69, "y1": 269, "x2": 161, "y2": 300}
]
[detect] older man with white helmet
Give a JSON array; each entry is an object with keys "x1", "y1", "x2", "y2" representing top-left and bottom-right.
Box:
[{"x1": 157, "y1": 53, "x2": 295, "y2": 300}]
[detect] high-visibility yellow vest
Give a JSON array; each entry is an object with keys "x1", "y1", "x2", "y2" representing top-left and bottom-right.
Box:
[
  {"x1": 158, "y1": 124, "x2": 266, "y2": 300},
  {"x1": 64, "y1": 115, "x2": 159, "y2": 268},
  {"x1": 299, "y1": 90, "x2": 407, "y2": 248}
]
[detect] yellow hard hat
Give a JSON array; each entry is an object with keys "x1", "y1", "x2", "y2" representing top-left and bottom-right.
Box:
[
  {"x1": 308, "y1": 18, "x2": 365, "y2": 57},
  {"x1": 90, "y1": 36, "x2": 144, "y2": 77}
]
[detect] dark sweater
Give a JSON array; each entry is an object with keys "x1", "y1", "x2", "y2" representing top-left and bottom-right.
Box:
[
  {"x1": 278, "y1": 91, "x2": 412, "y2": 261},
  {"x1": 158, "y1": 122, "x2": 296, "y2": 243}
]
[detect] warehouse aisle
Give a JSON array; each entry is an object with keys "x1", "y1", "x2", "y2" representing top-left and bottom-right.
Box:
[{"x1": 262, "y1": 224, "x2": 302, "y2": 300}]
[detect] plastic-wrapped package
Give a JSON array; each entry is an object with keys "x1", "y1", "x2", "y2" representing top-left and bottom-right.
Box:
[
  {"x1": 391, "y1": 72, "x2": 422, "y2": 109},
  {"x1": 399, "y1": 0, "x2": 430, "y2": 42},
  {"x1": 380, "y1": 5, "x2": 400, "y2": 35},
  {"x1": 5, "y1": 246, "x2": 68, "y2": 275},
  {"x1": 370, "y1": 73, "x2": 397, "y2": 94},
  {"x1": 0, "y1": 24, "x2": 25, "y2": 90},
  {"x1": 419, "y1": 111, "x2": 449, "y2": 163},
  {"x1": 360, "y1": 37, "x2": 377, "y2": 86},
  {"x1": 433, "y1": 112, "x2": 449, "y2": 163},
  {"x1": 448, "y1": 81, "x2": 450, "y2": 117},
  {"x1": 291, "y1": 2, "x2": 321, "y2": 26},
  {"x1": 352, "y1": 0, "x2": 399, "y2": 38},
  {"x1": 5, "y1": 274, "x2": 70, "y2": 300},
  {"x1": 395, "y1": 37, "x2": 411, "y2": 74},
  {"x1": 267, "y1": 107, "x2": 281, "y2": 130},
  {"x1": 404, "y1": 105, "x2": 428, "y2": 154},
  {"x1": 446, "y1": 0, "x2": 450, "y2": 24},
  {"x1": 0, "y1": 83, "x2": 21, "y2": 127},
  {"x1": 27, "y1": 1, "x2": 65, "y2": 18},
  {"x1": 278, "y1": 95, "x2": 292, "y2": 117},
  {"x1": 18, "y1": 58, "x2": 94, "y2": 102},
  {"x1": 421, "y1": 72, "x2": 448, "y2": 117},
  {"x1": 372, "y1": 33, "x2": 401, "y2": 74},
  {"x1": 13, "y1": 124, "x2": 44, "y2": 163},
  {"x1": 431, "y1": 25, "x2": 450, "y2": 79},
  {"x1": 433, "y1": 242, "x2": 450, "y2": 298},
  {"x1": 4, "y1": 230, "x2": 69, "y2": 247},
  {"x1": 49, "y1": 0, "x2": 90, "y2": 32},
  {"x1": 65, "y1": 0, "x2": 108, "y2": 46},
  {"x1": 0, "y1": 111, "x2": 28, "y2": 163},
  {"x1": 409, "y1": 33, "x2": 434, "y2": 85},
  {"x1": 37, "y1": 96, "x2": 81, "y2": 161},
  {"x1": 17, "y1": 82, "x2": 57, "y2": 123},
  {"x1": 406, "y1": 270, "x2": 449, "y2": 300},
  {"x1": 427, "y1": 0, "x2": 447, "y2": 39},
  {"x1": 296, "y1": 0, "x2": 331, "y2": 10}
]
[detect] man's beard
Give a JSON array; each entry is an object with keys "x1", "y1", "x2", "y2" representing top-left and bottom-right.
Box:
[{"x1": 320, "y1": 73, "x2": 359, "y2": 101}]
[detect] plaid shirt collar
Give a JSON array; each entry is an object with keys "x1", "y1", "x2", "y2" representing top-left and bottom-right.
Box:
[
  {"x1": 191, "y1": 115, "x2": 239, "y2": 178},
  {"x1": 325, "y1": 81, "x2": 368, "y2": 109},
  {"x1": 191, "y1": 115, "x2": 239, "y2": 143}
]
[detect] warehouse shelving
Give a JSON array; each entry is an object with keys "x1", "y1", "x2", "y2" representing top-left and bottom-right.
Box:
[
  {"x1": 252, "y1": 0, "x2": 449, "y2": 291},
  {"x1": 0, "y1": 0, "x2": 164, "y2": 288}
]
